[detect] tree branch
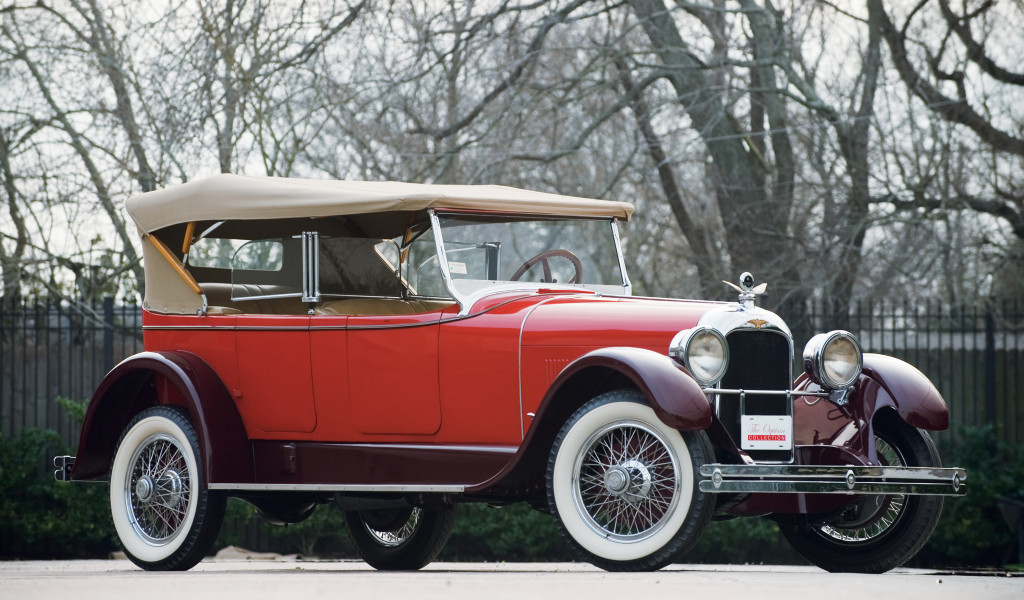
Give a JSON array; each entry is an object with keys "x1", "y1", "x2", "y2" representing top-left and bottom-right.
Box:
[
  {"x1": 408, "y1": 0, "x2": 592, "y2": 141},
  {"x1": 872, "y1": 0, "x2": 1024, "y2": 156},
  {"x1": 938, "y1": 0, "x2": 1024, "y2": 86}
]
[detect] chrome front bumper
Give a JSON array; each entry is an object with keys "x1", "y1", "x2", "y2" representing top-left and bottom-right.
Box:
[{"x1": 699, "y1": 464, "x2": 967, "y2": 496}]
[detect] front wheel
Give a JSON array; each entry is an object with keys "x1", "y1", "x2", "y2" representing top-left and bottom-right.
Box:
[
  {"x1": 778, "y1": 415, "x2": 944, "y2": 573},
  {"x1": 546, "y1": 390, "x2": 715, "y2": 571},
  {"x1": 345, "y1": 505, "x2": 456, "y2": 570},
  {"x1": 109, "y1": 406, "x2": 225, "y2": 571}
]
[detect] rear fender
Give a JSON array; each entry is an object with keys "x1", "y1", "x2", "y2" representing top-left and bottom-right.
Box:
[{"x1": 71, "y1": 351, "x2": 252, "y2": 485}]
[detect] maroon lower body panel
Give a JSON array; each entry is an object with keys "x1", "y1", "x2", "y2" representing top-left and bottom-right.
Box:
[{"x1": 250, "y1": 441, "x2": 517, "y2": 488}]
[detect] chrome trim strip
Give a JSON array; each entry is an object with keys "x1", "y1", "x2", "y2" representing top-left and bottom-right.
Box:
[
  {"x1": 312, "y1": 322, "x2": 439, "y2": 331},
  {"x1": 232, "y1": 293, "x2": 303, "y2": 302},
  {"x1": 210, "y1": 483, "x2": 467, "y2": 493},
  {"x1": 339, "y1": 443, "x2": 517, "y2": 454},
  {"x1": 698, "y1": 480, "x2": 966, "y2": 496},
  {"x1": 518, "y1": 295, "x2": 561, "y2": 440},
  {"x1": 698, "y1": 464, "x2": 967, "y2": 496},
  {"x1": 710, "y1": 388, "x2": 830, "y2": 398},
  {"x1": 430, "y1": 210, "x2": 465, "y2": 314},
  {"x1": 610, "y1": 218, "x2": 632, "y2": 296},
  {"x1": 143, "y1": 297, "x2": 530, "y2": 332},
  {"x1": 143, "y1": 325, "x2": 309, "y2": 331}
]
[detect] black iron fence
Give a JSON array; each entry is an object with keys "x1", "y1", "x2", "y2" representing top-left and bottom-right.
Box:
[
  {"x1": 1, "y1": 297, "x2": 1021, "y2": 450},
  {"x1": 808, "y1": 300, "x2": 1023, "y2": 450},
  {"x1": 0, "y1": 297, "x2": 143, "y2": 447}
]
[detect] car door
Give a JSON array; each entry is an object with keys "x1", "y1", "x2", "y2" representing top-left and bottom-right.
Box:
[
  {"x1": 235, "y1": 313, "x2": 316, "y2": 433},
  {"x1": 345, "y1": 310, "x2": 444, "y2": 435},
  {"x1": 228, "y1": 237, "x2": 316, "y2": 434}
]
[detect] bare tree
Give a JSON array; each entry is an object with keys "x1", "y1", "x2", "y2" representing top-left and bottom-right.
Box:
[
  {"x1": 873, "y1": 0, "x2": 1024, "y2": 288},
  {"x1": 0, "y1": 125, "x2": 28, "y2": 304},
  {"x1": 0, "y1": 8, "x2": 145, "y2": 298}
]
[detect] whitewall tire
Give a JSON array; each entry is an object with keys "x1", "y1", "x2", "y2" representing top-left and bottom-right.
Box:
[
  {"x1": 546, "y1": 390, "x2": 714, "y2": 571},
  {"x1": 109, "y1": 406, "x2": 225, "y2": 571}
]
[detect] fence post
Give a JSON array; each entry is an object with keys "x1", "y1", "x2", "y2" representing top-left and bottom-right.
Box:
[
  {"x1": 985, "y1": 309, "x2": 996, "y2": 424},
  {"x1": 103, "y1": 296, "x2": 114, "y2": 374}
]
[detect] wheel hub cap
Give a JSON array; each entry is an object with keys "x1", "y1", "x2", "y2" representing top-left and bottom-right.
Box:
[
  {"x1": 604, "y1": 459, "x2": 653, "y2": 502},
  {"x1": 135, "y1": 476, "x2": 155, "y2": 503},
  {"x1": 604, "y1": 467, "x2": 630, "y2": 494},
  {"x1": 159, "y1": 470, "x2": 184, "y2": 509}
]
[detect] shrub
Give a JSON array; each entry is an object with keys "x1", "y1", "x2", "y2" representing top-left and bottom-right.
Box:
[
  {"x1": 0, "y1": 428, "x2": 116, "y2": 559},
  {"x1": 690, "y1": 517, "x2": 803, "y2": 565},
  {"x1": 916, "y1": 425, "x2": 1024, "y2": 568},
  {"x1": 442, "y1": 503, "x2": 567, "y2": 561}
]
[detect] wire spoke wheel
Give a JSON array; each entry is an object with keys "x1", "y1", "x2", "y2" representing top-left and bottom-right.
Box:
[
  {"x1": 126, "y1": 434, "x2": 193, "y2": 544},
  {"x1": 345, "y1": 505, "x2": 456, "y2": 570},
  {"x1": 778, "y1": 416, "x2": 945, "y2": 573},
  {"x1": 110, "y1": 406, "x2": 225, "y2": 571},
  {"x1": 574, "y1": 421, "x2": 680, "y2": 541},
  {"x1": 363, "y1": 508, "x2": 422, "y2": 548},
  {"x1": 817, "y1": 437, "x2": 905, "y2": 543},
  {"x1": 547, "y1": 390, "x2": 714, "y2": 571}
]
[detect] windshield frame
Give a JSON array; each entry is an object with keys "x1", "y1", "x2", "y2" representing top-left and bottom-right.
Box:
[{"x1": 427, "y1": 209, "x2": 631, "y2": 315}]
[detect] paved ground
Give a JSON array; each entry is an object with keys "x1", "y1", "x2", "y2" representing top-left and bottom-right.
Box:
[{"x1": 1, "y1": 557, "x2": 1020, "y2": 600}]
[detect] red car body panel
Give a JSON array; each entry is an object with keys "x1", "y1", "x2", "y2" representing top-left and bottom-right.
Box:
[
  {"x1": 138, "y1": 293, "x2": 717, "y2": 447},
  {"x1": 77, "y1": 287, "x2": 954, "y2": 505},
  {"x1": 81, "y1": 292, "x2": 721, "y2": 490}
]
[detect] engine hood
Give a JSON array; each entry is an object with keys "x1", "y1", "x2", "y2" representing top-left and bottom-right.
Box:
[{"x1": 519, "y1": 295, "x2": 723, "y2": 351}]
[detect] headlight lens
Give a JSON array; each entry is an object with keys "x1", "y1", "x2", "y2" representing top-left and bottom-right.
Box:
[
  {"x1": 670, "y1": 327, "x2": 729, "y2": 386},
  {"x1": 803, "y1": 330, "x2": 862, "y2": 389}
]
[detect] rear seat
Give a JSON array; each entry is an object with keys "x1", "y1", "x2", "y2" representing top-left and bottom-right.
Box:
[
  {"x1": 201, "y1": 283, "x2": 308, "y2": 315},
  {"x1": 201, "y1": 282, "x2": 453, "y2": 316},
  {"x1": 315, "y1": 298, "x2": 454, "y2": 316}
]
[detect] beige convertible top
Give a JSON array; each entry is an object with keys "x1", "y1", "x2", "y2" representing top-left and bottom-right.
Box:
[{"x1": 126, "y1": 173, "x2": 633, "y2": 234}]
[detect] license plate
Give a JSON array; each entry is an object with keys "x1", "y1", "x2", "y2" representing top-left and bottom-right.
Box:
[{"x1": 741, "y1": 415, "x2": 793, "y2": 450}]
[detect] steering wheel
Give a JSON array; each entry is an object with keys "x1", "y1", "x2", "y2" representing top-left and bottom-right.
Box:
[{"x1": 510, "y1": 249, "x2": 583, "y2": 284}]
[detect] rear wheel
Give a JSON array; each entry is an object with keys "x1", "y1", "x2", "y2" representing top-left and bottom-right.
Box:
[
  {"x1": 546, "y1": 390, "x2": 714, "y2": 571},
  {"x1": 345, "y1": 506, "x2": 456, "y2": 570},
  {"x1": 109, "y1": 406, "x2": 225, "y2": 571},
  {"x1": 779, "y1": 416, "x2": 944, "y2": 573}
]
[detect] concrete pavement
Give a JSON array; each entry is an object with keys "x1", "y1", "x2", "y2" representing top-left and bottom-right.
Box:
[{"x1": 0, "y1": 559, "x2": 1020, "y2": 600}]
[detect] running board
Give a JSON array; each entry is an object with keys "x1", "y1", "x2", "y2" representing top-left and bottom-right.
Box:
[{"x1": 699, "y1": 464, "x2": 967, "y2": 496}]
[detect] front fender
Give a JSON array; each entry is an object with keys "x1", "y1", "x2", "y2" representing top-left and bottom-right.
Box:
[
  {"x1": 547, "y1": 346, "x2": 712, "y2": 430},
  {"x1": 72, "y1": 351, "x2": 252, "y2": 485},
  {"x1": 467, "y1": 346, "x2": 710, "y2": 494},
  {"x1": 860, "y1": 353, "x2": 948, "y2": 430}
]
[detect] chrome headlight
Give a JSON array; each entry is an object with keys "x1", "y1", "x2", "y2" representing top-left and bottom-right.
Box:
[
  {"x1": 803, "y1": 330, "x2": 863, "y2": 390},
  {"x1": 670, "y1": 327, "x2": 729, "y2": 386}
]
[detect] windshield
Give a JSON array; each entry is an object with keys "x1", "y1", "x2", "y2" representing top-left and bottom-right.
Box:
[{"x1": 413, "y1": 213, "x2": 628, "y2": 301}]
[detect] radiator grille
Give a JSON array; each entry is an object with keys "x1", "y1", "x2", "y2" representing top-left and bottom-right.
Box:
[{"x1": 718, "y1": 330, "x2": 793, "y2": 462}]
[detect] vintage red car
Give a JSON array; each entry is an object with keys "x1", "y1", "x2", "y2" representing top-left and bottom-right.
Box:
[{"x1": 55, "y1": 174, "x2": 965, "y2": 573}]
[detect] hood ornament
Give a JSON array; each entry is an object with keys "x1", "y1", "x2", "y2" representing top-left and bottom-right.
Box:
[{"x1": 723, "y1": 272, "x2": 767, "y2": 308}]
